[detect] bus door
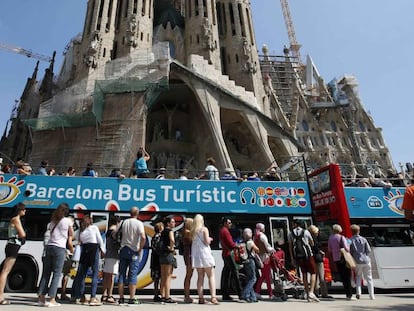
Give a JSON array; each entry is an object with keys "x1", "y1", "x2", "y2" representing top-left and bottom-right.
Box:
[{"x1": 269, "y1": 217, "x2": 290, "y2": 256}]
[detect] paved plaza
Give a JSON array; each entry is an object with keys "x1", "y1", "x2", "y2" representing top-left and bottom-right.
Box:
[{"x1": 0, "y1": 293, "x2": 413, "y2": 310}]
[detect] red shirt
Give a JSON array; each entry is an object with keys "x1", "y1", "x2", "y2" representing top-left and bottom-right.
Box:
[
  {"x1": 219, "y1": 226, "x2": 236, "y2": 258},
  {"x1": 402, "y1": 185, "x2": 414, "y2": 211}
]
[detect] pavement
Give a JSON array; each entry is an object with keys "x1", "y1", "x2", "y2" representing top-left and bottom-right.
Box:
[{"x1": 0, "y1": 293, "x2": 413, "y2": 310}]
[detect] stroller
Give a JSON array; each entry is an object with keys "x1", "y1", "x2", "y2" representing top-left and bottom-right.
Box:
[{"x1": 269, "y1": 248, "x2": 304, "y2": 300}]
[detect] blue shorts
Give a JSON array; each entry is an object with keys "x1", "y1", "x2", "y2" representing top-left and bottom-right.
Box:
[{"x1": 118, "y1": 246, "x2": 140, "y2": 285}]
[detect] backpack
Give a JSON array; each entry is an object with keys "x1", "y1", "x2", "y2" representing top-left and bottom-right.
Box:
[
  {"x1": 292, "y1": 229, "x2": 312, "y2": 260},
  {"x1": 233, "y1": 242, "x2": 249, "y2": 264}
]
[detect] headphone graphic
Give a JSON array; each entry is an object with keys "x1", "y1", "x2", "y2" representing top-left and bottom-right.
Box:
[{"x1": 240, "y1": 188, "x2": 256, "y2": 205}]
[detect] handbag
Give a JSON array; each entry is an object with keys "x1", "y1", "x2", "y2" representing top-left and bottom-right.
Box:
[
  {"x1": 340, "y1": 236, "x2": 356, "y2": 270},
  {"x1": 340, "y1": 248, "x2": 356, "y2": 270}
]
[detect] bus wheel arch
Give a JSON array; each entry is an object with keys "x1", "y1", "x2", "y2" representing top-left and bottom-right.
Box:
[{"x1": 3, "y1": 255, "x2": 39, "y2": 293}]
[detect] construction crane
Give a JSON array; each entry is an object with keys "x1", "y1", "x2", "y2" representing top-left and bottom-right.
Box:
[
  {"x1": 280, "y1": 0, "x2": 301, "y2": 62},
  {"x1": 0, "y1": 41, "x2": 52, "y2": 63}
]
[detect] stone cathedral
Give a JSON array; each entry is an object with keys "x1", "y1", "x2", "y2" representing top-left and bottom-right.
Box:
[{"x1": 0, "y1": 0, "x2": 394, "y2": 179}]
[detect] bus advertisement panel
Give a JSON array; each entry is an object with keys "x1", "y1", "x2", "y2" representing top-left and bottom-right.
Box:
[
  {"x1": 0, "y1": 174, "x2": 311, "y2": 292},
  {"x1": 344, "y1": 187, "x2": 405, "y2": 218},
  {"x1": 0, "y1": 175, "x2": 311, "y2": 214}
]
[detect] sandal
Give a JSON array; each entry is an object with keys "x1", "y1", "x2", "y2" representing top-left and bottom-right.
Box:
[
  {"x1": 184, "y1": 297, "x2": 193, "y2": 303},
  {"x1": 199, "y1": 298, "x2": 205, "y2": 304},
  {"x1": 0, "y1": 300, "x2": 10, "y2": 305},
  {"x1": 106, "y1": 296, "x2": 116, "y2": 304},
  {"x1": 211, "y1": 297, "x2": 219, "y2": 305},
  {"x1": 101, "y1": 296, "x2": 108, "y2": 303}
]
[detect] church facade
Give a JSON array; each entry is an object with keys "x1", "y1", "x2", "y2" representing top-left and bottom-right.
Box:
[{"x1": 0, "y1": 0, "x2": 393, "y2": 179}]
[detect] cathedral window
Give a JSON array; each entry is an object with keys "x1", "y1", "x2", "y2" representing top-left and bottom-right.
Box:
[
  {"x1": 359, "y1": 121, "x2": 365, "y2": 132},
  {"x1": 229, "y1": 3, "x2": 236, "y2": 36},
  {"x1": 195, "y1": 0, "x2": 199, "y2": 16},
  {"x1": 125, "y1": 0, "x2": 129, "y2": 17},
  {"x1": 235, "y1": 54, "x2": 239, "y2": 63},
  {"x1": 211, "y1": 0, "x2": 216, "y2": 25},
  {"x1": 302, "y1": 120, "x2": 309, "y2": 131},
  {"x1": 203, "y1": 0, "x2": 208, "y2": 17},
  {"x1": 330, "y1": 121, "x2": 337, "y2": 132},
  {"x1": 246, "y1": 8, "x2": 254, "y2": 45},
  {"x1": 238, "y1": 4, "x2": 246, "y2": 37}
]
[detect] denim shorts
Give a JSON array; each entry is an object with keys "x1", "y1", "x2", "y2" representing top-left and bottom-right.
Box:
[{"x1": 118, "y1": 246, "x2": 140, "y2": 285}]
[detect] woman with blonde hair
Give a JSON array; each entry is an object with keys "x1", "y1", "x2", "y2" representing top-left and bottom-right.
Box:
[
  {"x1": 191, "y1": 214, "x2": 218, "y2": 304},
  {"x1": 182, "y1": 218, "x2": 194, "y2": 303},
  {"x1": 308, "y1": 225, "x2": 330, "y2": 298}
]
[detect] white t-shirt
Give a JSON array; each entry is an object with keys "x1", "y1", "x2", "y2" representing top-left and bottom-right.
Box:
[
  {"x1": 121, "y1": 218, "x2": 145, "y2": 252},
  {"x1": 48, "y1": 217, "x2": 73, "y2": 249},
  {"x1": 79, "y1": 225, "x2": 104, "y2": 252},
  {"x1": 205, "y1": 164, "x2": 219, "y2": 180}
]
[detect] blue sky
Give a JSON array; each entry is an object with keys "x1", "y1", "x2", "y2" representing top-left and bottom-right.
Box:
[{"x1": 0, "y1": 0, "x2": 413, "y2": 170}]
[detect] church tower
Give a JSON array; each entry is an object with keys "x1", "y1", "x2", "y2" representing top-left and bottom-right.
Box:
[
  {"x1": 73, "y1": 0, "x2": 154, "y2": 81},
  {"x1": 184, "y1": 0, "x2": 221, "y2": 70},
  {"x1": 216, "y1": 0, "x2": 265, "y2": 98}
]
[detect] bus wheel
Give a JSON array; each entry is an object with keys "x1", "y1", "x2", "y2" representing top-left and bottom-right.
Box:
[{"x1": 6, "y1": 259, "x2": 36, "y2": 292}]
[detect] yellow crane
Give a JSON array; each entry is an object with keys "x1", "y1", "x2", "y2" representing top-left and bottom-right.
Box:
[
  {"x1": 0, "y1": 41, "x2": 52, "y2": 63},
  {"x1": 280, "y1": 0, "x2": 301, "y2": 62}
]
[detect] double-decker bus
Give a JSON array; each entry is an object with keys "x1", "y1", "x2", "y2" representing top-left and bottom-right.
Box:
[
  {"x1": 0, "y1": 173, "x2": 312, "y2": 292},
  {"x1": 308, "y1": 163, "x2": 413, "y2": 288}
]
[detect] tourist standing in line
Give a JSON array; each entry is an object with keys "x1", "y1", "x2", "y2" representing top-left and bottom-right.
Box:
[
  {"x1": 101, "y1": 216, "x2": 120, "y2": 304},
  {"x1": 328, "y1": 224, "x2": 355, "y2": 301},
  {"x1": 308, "y1": 225, "x2": 331, "y2": 298},
  {"x1": 182, "y1": 218, "x2": 194, "y2": 303},
  {"x1": 241, "y1": 228, "x2": 259, "y2": 303},
  {"x1": 159, "y1": 216, "x2": 177, "y2": 304},
  {"x1": 350, "y1": 224, "x2": 375, "y2": 300},
  {"x1": 117, "y1": 207, "x2": 146, "y2": 305},
  {"x1": 150, "y1": 222, "x2": 164, "y2": 302},
  {"x1": 0, "y1": 203, "x2": 26, "y2": 305},
  {"x1": 288, "y1": 220, "x2": 319, "y2": 302},
  {"x1": 72, "y1": 215, "x2": 104, "y2": 306},
  {"x1": 191, "y1": 214, "x2": 218, "y2": 305},
  {"x1": 219, "y1": 217, "x2": 243, "y2": 301},
  {"x1": 38, "y1": 203, "x2": 74, "y2": 307},
  {"x1": 254, "y1": 223, "x2": 275, "y2": 300}
]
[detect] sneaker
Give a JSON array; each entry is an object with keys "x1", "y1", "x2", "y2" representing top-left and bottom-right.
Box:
[
  {"x1": 163, "y1": 298, "x2": 176, "y2": 304},
  {"x1": 118, "y1": 297, "x2": 126, "y2": 305},
  {"x1": 308, "y1": 293, "x2": 320, "y2": 302},
  {"x1": 47, "y1": 302, "x2": 61, "y2": 307},
  {"x1": 370, "y1": 296, "x2": 375, "y2": 300},
  {"x1": 346, "y1": 296, "x2": 357, "y2": 301},
  {"x1": 255, "y1": 293, "x2": 262, "y2": 300},
  {"x1": 128, "y1": 298, "x2": 141, "y2": 305},
  {"x1": 356, "y1": 294, "x2": 360, "y2": 300},
  {"x1": 153, "y1": 295, "x2": 163, "y2": 302},
  {"x1": 222, "y1": 296, "x2": 234, "y2": 301}
]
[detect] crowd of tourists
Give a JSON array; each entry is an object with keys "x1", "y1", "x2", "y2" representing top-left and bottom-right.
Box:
[{"x1": 0, "y1": 203, "x2": 385, "y2": 306}]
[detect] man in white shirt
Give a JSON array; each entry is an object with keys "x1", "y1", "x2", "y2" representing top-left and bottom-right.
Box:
[{"x1": 117, "y1": 207, "x2": 146, "y2": 305}]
